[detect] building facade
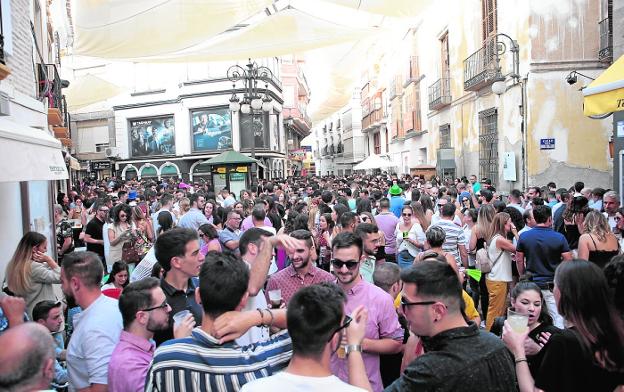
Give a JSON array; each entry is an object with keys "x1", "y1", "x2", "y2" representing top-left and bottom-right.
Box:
[
  {"x1": 313, "y1": 89, "x2": 366, "y2": 176},
  {"x1": 281, "y1": 54, "x2": 312, "y2": 176},
  {"x1": 67, "y1": 58, "x2": 289, "y2": 191},
  {"x1": 410, "y1": 0, "x2": 613, "y2": 190},
  {"x1": 0, "y1": 0, "x2": 69, "y2": 283}
]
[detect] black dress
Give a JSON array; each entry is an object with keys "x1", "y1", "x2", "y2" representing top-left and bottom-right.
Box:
[
  {"x1": 535, "y1": 328, "x2": 624, "y2": 392},
  {"x1": 587, "y1": 234, "x2": 619, "y2": 269}
]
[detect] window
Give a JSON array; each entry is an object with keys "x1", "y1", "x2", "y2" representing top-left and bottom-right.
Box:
[
  {"x1": 441, "y1": 32, "x2": 449, "y2": 75},
  {"x1": 373, "y1": 132, "x2": 381, "y2": 155},
  {"x1": 385, "y1": 128, "x2": 389, "y2": 153},
  {"x1": 439, "y1": 124, "x2": 451, "y2": 148},
  {"x1": 481, "y1": 0, "x2": 497, "y2": 43},
  {"x1": 478, "y1": 108, "x2": 498, "y2": 185}
]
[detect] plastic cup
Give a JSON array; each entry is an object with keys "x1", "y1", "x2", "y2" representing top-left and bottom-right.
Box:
[
  {"x1": 507, "y1": 309, "x2": 529, "y2": 333},
  {"x1": 268, "y1": 289, "x2": 282, "y2": 308},
  {"x1": 173, "y1": 310, "x2": 191, "y2": 326}
]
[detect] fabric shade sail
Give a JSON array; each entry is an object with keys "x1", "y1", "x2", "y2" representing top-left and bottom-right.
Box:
[
  {"x1": 328, "y1": 0, "x2": 433, "y2": 18},
  {"x1": 0, "y1": 118, "x2": 68, "y2": 182},
  {"x1": 352, "y1": 154, "x2": 395, "y2": 170},
  {"x1": 73, "y1": 0, "x2": 272, "y2": 58},
  {"x1": 137, "y1": 7, "x2": 380, "y2": 63},
  {"x1": 64, "y1": 74, "x2": 123, "y2": 111},
  {"x1": 583, "y1": 55, "x2": 624, "y2": 117}
]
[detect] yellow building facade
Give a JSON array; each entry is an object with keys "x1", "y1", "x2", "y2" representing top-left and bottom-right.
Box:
[{"x1": 380, "y1": 0, "x2": 613, "y2": 190}]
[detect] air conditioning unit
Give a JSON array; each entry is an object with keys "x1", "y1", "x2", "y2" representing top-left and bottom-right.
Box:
[{"x1": 105, "y1": 147, "x2": 119, "y2": 158}]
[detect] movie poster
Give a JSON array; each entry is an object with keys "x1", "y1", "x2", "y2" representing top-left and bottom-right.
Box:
[
  {"x1": 191, "y1": 108, "x2": 233, "y2": 152},
  {"x1": 129, "y1": 116, "x2": 176, "y2": 157},
  {"x1": 239, "y1": 113, "x2": 270, "y2": 150}
]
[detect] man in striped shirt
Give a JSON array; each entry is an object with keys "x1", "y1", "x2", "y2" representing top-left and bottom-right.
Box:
[
  {"x1": 145, "y1": 249, "x2": 293, "y2": 392},
  {"x1": 432, "y1": 202, "x2": 468, "y2": 269}
]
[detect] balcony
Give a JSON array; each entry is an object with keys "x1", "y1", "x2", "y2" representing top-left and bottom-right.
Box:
[
  {"x1": 362, "y1": 108, "x2": 384, "y2": 132},
  {"x1": 599, "y1": 17, "x2": 613, "y2": 63},
  {"x1": 37, "y1": 63, "x2": 70, "y2": 128},
  {"x1": 463, "y1": 37, "x2": 500, "y2": 91},
  {"x1": 428, "y1": 77, "x2": 451, "y2": 111},
  {"x1": 403, "y1": 56, "x2": 419, "y2": 87},
  {"x1": 389, "y1": 75, "x2": 403, "y2": 100}
]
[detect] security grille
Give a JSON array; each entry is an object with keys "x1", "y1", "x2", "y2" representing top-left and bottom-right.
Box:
[{"x1": 478, "y1": 108, "x2": 498, "y2": 185}]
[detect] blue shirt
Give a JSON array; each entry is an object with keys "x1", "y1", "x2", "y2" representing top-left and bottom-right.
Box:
[
  {"x1": 516, "y1": 226, "x2": 570, "y2": 281},
  {"x1": 146, "y1": 328, "x2": 292, "y2": 392},
  {"x1": 390, "y1": 196, "x2": 406, "y2": 218},
  {"x1": 177, "y1": 208, "x2": 209, "y2": 231}
]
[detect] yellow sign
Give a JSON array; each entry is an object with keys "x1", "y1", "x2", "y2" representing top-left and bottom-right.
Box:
[
  {"x1": 216, "y1": 167, "x2": 226, "y2": 174},
  {"x1": 236, "y1": 166, "x2": 248, "y2": 173}
]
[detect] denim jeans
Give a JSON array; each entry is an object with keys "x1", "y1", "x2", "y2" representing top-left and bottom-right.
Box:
[{"x1": 397, "y1": 249, "x2": 415, "y2": 270}]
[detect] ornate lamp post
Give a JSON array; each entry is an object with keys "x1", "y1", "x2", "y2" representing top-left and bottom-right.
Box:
[{"x1": 227, "y1": 59, "x2": 275, "y2": 190}]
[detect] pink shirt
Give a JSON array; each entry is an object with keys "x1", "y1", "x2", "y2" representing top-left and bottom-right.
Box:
[
  {"x1": 330, "y1": 278, "x2": 404, "y2": 392},
  {"x1": 241, "y1": 216, "x2": 273, "y2": 232},
  {"x1": 108, "y1": 331, "x2": 154, "y2": 392},
  {"x1": 265, "y1": 264, "x2": 335, "y2": 305}
]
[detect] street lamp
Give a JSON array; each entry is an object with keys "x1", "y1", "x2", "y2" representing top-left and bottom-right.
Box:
[{"x1": 227, "y1": 58, "x2": 275, "y2": 190}]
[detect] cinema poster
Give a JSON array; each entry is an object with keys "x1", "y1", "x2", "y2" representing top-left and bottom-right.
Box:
[
  {"x1": 191, "y1": 108, "x2": 233, "y2": 152},
  {"x1": 129, "y1": 116, "x2": 176, "y2": 157}
]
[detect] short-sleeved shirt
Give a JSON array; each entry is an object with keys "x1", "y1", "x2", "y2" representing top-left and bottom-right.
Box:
[
  {"x1": 516, "y1": 226, "x2": 570, "y2": 282},
  {"x1": 108, "y1": 331, "x2": 154, "y2": 392},
  {"x1": 177, "y1": 208, "x2": 209, "y2": 231},
  {"x1": 265, "y1": 264, "x2": 335, "y2": 305},
  {"x1": 56, "y1": 219, "x2": 74, "y2": 256},
  {"x1": 154, "y1": 277, "x2": 203, "y2": 346},
  {"x1": 433, "y1": 219, "x2": 466, "y2": 266},
  {"x1": 330, "y1": 279, "x2": 404, "y2": 392},
  {"x1": 375, "y1": 212, "x2": 399, "y2": 255},
  {"x1": 67, "y1": 295, "x2": 123, "y2": 391},
  {"x1": 85, "y1": 216, "x2": 105, "y2": 259},
  {"x1": 389, "y1": 196, "x2": 406, "y2": 218},
  {"x1": 241, "y1": 216, "x2": 273, "y2": 232},
  {"x1": 241, "y1": 372, "x2": 366, "y2": 392},
  {"x1": 219, "y1": 227, "x2": 241, "y2": 253},
  {"x1": 146, "y1": 328, "x2": 293, "y2": 392}
]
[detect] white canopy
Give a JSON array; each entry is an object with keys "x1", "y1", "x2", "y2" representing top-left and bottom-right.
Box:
[
  {"x1": 64, "y1": 74, "x2": 124, "y2": 111},
  {"x1": 0, "y1": 118, "x2": 68, "y2": 182},
  {"x1": 73, "y1": 0, "x2": 272, "y2": 58},
  {"x1": 353, "y1": 154, "x2": 395, "y2": 170}
]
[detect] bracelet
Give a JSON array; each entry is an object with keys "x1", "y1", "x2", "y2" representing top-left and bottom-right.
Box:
[
  {"x1": 515, "y1": 358, "x2": 528, "y2": 364},
  {"x1": 256, "y1": 308, "x2": 264, "y2": 327},
  {"x1": 265, "y1": 308, "x2": 275, "y2": 327}
]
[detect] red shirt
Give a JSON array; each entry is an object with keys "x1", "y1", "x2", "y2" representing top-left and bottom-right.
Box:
[{"x1": 265, "y1": 264, "x2": 334, "y2": 305}]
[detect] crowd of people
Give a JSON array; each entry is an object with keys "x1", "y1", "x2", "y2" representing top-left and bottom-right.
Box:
[{"x1": 1, "y1": 173, "x2": 623, "y2": 392}]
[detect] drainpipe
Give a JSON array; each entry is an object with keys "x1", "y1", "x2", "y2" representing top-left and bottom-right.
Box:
[{"x1": 520, "y1": 74, "x2": 528, "y2": 191}]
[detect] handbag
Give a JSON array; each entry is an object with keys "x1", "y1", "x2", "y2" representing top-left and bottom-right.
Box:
[
  {"x1": 475, "y1": 235, "x2": 504, "y2": 273},
  {"x1": 122, "y1": 239, "x2": 140, "y2": 264}
]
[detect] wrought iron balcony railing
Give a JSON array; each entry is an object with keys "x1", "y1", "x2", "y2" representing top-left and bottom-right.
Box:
[
  {"x1": 463, "y1": 36, "x2": 500, "y2": 91},
  {"x1": 428, "y1": 77, "x2": 451, "y2": 111},
  {"x1": 599, "y1": 17, "x2": 613, "y2": 63}
]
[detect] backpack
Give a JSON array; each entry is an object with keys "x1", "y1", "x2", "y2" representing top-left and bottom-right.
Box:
[{"x1": 475, "y1": 235, "x2": 504, "y2": 273}]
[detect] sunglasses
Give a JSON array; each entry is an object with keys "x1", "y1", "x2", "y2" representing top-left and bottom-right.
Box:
[
  {"x1": 402, "y1": 213, "x2": 412, "y2": 217},
  {"x1": 140, "y1": 300, "x2": 169, "y2": 312},
  {"x1": 329, "y1": 315, "x2": 352, "y2": 341},
  {"x1": 331, "y1": 259, "x2": 359, "y2": 269},
  {"x1": 400, "y1": 297, "x2": 437, "y2": 311}
]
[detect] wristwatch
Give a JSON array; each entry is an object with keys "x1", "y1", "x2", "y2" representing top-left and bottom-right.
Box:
[{"x1": 344, "y1": 344, "x2": 362, "y2": 356}]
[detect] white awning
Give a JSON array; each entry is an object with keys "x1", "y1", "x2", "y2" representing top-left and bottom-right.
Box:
[
  {"x1": 0, "y1": 118, "x2": 68, "y2": 182},
  {"x1": 353, "y1": 154, "x2": 395, "y2": 170}
]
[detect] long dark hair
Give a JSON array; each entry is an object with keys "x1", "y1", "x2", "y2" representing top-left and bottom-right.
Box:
[
  {"x1": 157, "y1": 211, "x2": 173, "y2": 234},
  {"x1": 105, "y1": 261, "x2": 129, "y2": 288},
  {"x1": 511, "y1": 281, "x2": 552, "y2": 325},
  {"x1": 555, "y1": 260, "x2": 624, "y2": 371}
]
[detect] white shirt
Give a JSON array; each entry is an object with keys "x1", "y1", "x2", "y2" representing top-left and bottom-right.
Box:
[
  {"x1": 241, "y1": 371, "x2": 366, "y2": 392},
  {"x1": 151, "y1": 208, "x2": 176, "y2": 239},
  {"x1": 430, "y1": 212, "x2": 462, "y2": 226},
  {"x1": 486, "y1": 235, "x2": 513, "y2": 282},
  {"x1": 236, "y1": 261, "x2": 270, "y2": 346},
  {"x1": 102, "y1": 222, "x2": 111, "y2": 269},
  {"x1": 67, "y1": 295, "x2": 123, "y2": 391}
]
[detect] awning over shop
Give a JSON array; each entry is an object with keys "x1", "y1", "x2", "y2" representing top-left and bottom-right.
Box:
[
  {"x1": 0, "y1": 117, "x2": 68, "y2": 182},
  {"x1": 203, "y1": 150, "x2": 257, "y2": 165},
  {"x1": 583, "y1": 54, "x2": 624, "y2": 117},
  {"x1": 68, "y1": 156, "x2": 81, "y2": 170},
  {"x1": 352, "y1": 154, "x2": 395, "y2": 170}
]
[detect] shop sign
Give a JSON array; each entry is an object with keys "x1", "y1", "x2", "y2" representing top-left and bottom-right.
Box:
[
  {"x1": 230, "y1": 173, "x2": 246, "y2": 181},
  {"x1": 540, "y1": 138, "x2": 555, "y2": 150},
  {"x1": 236, "y1": 166, "x2": 248, "y2": 173},
  {"x1": 215, "y1": 167, "x2": 227, "y2": 174},
  {"x1": 92, "y1": 161, "x2": 111, "y2": 170}
]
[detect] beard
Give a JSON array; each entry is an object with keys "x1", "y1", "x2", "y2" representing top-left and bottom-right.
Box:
[
  {"x1": 146, "y1": 316, "x2": 169, "y2": 333},
  {"x1": 292, "y1": 257, "x2": 309, "y2": 271}
]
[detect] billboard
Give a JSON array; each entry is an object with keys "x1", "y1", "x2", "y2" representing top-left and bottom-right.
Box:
[
  {"x1": 129, "y1": 116, "x2": 175, "y2": 157},
  {"x1": 239, "y1": 113, "x2": 270, "y2": 150},
  {"x1": 191, "y1": 107, "x2": 233, "y2": 152}
]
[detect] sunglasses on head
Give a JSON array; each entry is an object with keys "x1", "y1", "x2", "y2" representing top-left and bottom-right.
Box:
[{"x1": 331, "y1": 259, "x2": 359, "y2": 269}]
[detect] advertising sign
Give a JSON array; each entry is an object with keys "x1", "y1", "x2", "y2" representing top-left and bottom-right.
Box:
[
  {"x1": 191, "y1": 108, "x2": 233, "y2": 152},
  {"x1": 540, "y1": 138, "x2": 555, "y2": 150},
  {"x1": 129, "y1": 116, "x2": 175, "y2": 157},
  {"x1": 240, "y1": 113, "x2": 270, "y2": 150}
]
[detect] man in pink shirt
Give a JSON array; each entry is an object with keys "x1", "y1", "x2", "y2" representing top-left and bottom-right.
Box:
[
  {"x1": 241, "y1": 199, "x2": 273, "y2": 232},
  {"x1": 374, "y1": 198, "x2": 399, "y2": 264},
  {"x1": 329, "y1": 232, "x2": 404, "y2": 392},
  {"x1": 108, "y1": 277, "x2": 174, "y2": 392}
]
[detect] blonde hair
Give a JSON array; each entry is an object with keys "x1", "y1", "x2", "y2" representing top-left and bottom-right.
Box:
[
  {"x1": 583, "y1": 210, "x2": 611, "y2": 242},
  {"x1": 5, "y1": 232, "x2": 47, "y2": 296},
  {"x1": 476, "y1": 204, "x2": 496, "y2": 240},
  {"x1": 179, "y1": 197, "x2": 190, "y2": 214},
  {"x1": 410, "y1": 201, "x2": 430, "y2": 229},
  {"x1": 489, "y1": 212, "x2": 511, "y2": 241}
]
